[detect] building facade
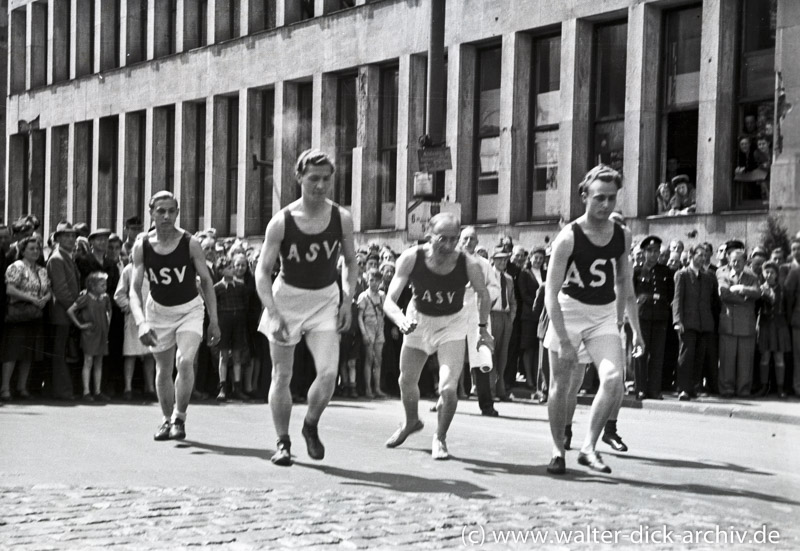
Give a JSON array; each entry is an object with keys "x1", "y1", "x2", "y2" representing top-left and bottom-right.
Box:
[{"x1": 5, "y1": 0, "x2": 800, "y2": 250}]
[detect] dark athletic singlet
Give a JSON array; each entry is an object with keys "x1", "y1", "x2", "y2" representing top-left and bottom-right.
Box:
[
  {"x1": 279, "y1": 204, "x2": 342, "y2": 290},
  {"x1": 409, "y1": 247, "x2": 469, "y2": 317},
  {"x1": 561, "y1": 222, "x2": 625, "y2": 306},
  {"x1": 143, "y1": 231, "x2": 199, "y2": 306}
]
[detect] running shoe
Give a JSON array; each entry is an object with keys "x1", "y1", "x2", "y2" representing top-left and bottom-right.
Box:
[
  {"x1": 577, "y1": 450, "x2": 611, "y2": 473},
  {"x1": 432, "y1": 435, "x2": 449, "y2": 460},
  {"x1": 169, "y1": 418, "x2": 186, "y2": 440},
  {"x1": 547, "y1": 456, "x2": 566, "y2": 475},
  {"x1": 153, "y1": 421, "x2": 171, "y2": 441},
  {"x1": 301, "y1": 421, "x2": 325, "y2": 460},
  {"x1": 602, "y1": 431, "x2": 628, "y2": 452},
  {"x1": 271, "y1": 439, "x2": 292, "y2": 466}
]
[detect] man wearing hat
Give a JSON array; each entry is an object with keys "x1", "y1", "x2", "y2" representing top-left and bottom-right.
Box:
[
  {"x1": 46, "y1": 222, "x2": 82, "y2": 400},
  {"x1": 490, "y1": 247, "x2": 517, "y2": 401},
  {"x1": 633, "y1": 236, "x2": 674, "y2": 400},
  {"x1": 76, "y1": 228, "x2": 114, "y2": 288}
]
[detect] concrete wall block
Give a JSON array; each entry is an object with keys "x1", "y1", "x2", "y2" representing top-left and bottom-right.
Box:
[{"x1": 446, "y1": 44, "x2": 476, "y2": 220}]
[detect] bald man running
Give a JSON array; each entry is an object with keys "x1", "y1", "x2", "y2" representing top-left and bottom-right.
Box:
[{"x1": 384, "y1": 213, "x2": 493, "y2": 459}]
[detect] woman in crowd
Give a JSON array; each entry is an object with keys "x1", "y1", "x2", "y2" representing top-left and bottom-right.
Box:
[{"x1": 1, "y1": 236, "x2": 51, "y2": 400}]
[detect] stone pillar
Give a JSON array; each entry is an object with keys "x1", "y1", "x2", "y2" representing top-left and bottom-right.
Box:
[
  {"x1": 396, "y1": 54, "x2": 426, "y2": 230},
  {"x1": 351, "y1": 65, "x2": 380, "y2": 231},
  {"x1": 312, "y1": 72, "x2": 337, "y2": 154},
  {"x1": 146, "y1": 0, "x2": 156, "y2": 59},
  {"x1": 274, "y1": 81, "x2": 299, "y2": 212},
  {"x1": 90, "y1": 119, "x2": 101, "y2": 228},
  {"x1": 29, "y1": 2, "x2": 47, "y2": 89},
  {"x1": 498, "y1": 32, "x2": 531, "y2": 225},
  {"x1": 622, "y1": 3, "x2": 660, "y2": 218},
  {"x1": 144, "y1": 107, "x2": 154, "y2": 208},
  {"x1": 446, "y1": 44, "x2": 476, "y2": 220},
  {"x1": 116, "y1": 116, "x2": 127, "y2": 234},
  {"x1": 119, "y1": 0, "x2": 128, "y2": 67},
  {"x1": 44, "y1": 129, "x2": 53, "y2": 237},
  {"x1": 66, "y1": 123, "x2": 76, "y2": 219},
  {"x1": 73, "y1": 122, "x2": 93, "y2": 225},
  {"x1": 558, "y1": 18, "x2": 593, "y2": 222},
  {"x1": 173, "y1": 101, "x2": 184, "y2": 219},
  {"x1": 771, "y1": 0, "x2": 800, "y2": 211},
  {"x1": 696, "y1": 0, "x2": 738, "y2": 213},
  {"x1": 203, "y1": 97, "x2": 215, "y2": 230}
]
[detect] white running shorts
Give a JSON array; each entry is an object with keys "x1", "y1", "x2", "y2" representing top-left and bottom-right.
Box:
[
  {"x1": 543, "y1": 292, "x2": 620, "y2": 364},
  {"x1": 258, "y1": 278, "x2": 340, "y2": 346},
  {"x1": 145, "y1": 294, "x2": 205, "y2": 354}
]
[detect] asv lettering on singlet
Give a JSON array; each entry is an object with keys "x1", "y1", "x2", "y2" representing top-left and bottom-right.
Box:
[
  {"x1": 285, "y1": 240, "x2": 340, "y2": 263},
  {"x1": 564, "y1": 258, "x2": 617, "y2": 288},
  {"x1": 420, "y1": 290, "x2": 457, "y2": 305},
  {"x1": 148, "y1": 266, "x2": 187, "y2": 286}
]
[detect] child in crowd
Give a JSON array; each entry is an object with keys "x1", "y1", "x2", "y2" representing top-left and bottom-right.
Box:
[
  {"x1": 756, "y1": 262, "x2": 790, "y2": 398},
  {"x1": 357, "y1": 268, "x2": 387, "y2": 399},
  {"x1": 214, "y1": 256, "x2": 248, "y2": 402},
  {"x1": 67, "y1": 271, "x2": 112, "y2": 402},
  {"x1": 114, "y1": 262, "x2": 156, "y2": 401}
]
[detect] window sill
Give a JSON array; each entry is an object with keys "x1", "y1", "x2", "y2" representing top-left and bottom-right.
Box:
[
  {"x1": 361, "y1": 228, "x2": 398, "y2": 234},
  {"x1": 719, "y1": 208, "x2": 768, "y2": 216},
  {"x1": 514, "y1": 218, "x2": 560, "y2": 226}
]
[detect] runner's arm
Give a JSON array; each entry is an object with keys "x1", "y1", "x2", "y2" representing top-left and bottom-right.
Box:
[
  {"x1": 615, "y1": 227, "x2": 643, "y2": 340},
  {"x1": 384, "y1": 248, "x2": 415, "y2": 332},
  {"x1": 544, "y1": 229, "x2": 574, "y2": 345},
  {"x1": 338, "y1": 208, "x2": 358, "y2": 304},
  {"x1": 255, "y1": 214, "x2": 285, "y2": 316},
  {"x1": 466, "y1": 255, "x2": 491, "y2": 327},
  {"x1": 128, "y1": 237, "x2": 147, "y2": 328}
]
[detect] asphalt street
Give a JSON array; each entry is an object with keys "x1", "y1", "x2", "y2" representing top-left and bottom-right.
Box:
[{"x1": 1, "y1": 397, "x2": 798, "y2": 549}]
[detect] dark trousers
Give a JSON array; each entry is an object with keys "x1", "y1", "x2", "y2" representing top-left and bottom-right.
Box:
[
  {"x1": 50, "y1": 323, "x2": 74, "y2": 398},
  {"x1": 471, "y1": 367, "x2": 494, "y2": 412},
  {"x1": 505, "y1": 314, "x2": 522, "y2": 389},
  {"x1": 718, "y1": 334, "x2": 755, "y2": 396},
  {"x1": 635, "y1": 320, "x2": 668, "y2": 397},
  {"x1": 662, "y1": 326, "x2": 680, "y2": 391},
  {"x1": 677, "y1": 329, "x2": 712, "y2": 394}
]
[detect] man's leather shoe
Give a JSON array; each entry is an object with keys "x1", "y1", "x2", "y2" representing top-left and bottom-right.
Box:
[
  {"x1": 636, "y1": 391, "x2": 646, "y2": 401},
  {"x1": 547, "y1": 456, "x2": 566, "y2": 475},
  {"x1": 602, "y1": 431, "x2": 628, "y2": 452},
  {"x1": 578, "y1": 450, "x2": 611, "y2": 473},
  {"x1": 678, "y1": 391, "x2": 690, "y2": 401},
  {"x1": 481, "y1": 407, "x2": 499, "y2": 417},
  {"x1": 302, "y1": 421, "x2": 325, "y2": 460}
]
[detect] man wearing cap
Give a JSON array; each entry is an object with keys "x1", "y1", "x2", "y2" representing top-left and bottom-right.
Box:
[
  {"x1": 717, "y1": 243, "x2": 760, "y2": 397},
  {"x1": 490, "y1": 247, "x2": 517, "y2": 401},
  {"x1": 46, "y1": 221, "x2": 82, "y2": 400},
  {"x1": 76, "y1": 228, "x2": 114, "y2": 288},
  {"x1": 122, "y1": 216, "x2": 144, "y2": 261},
  {"x1": 633, "y1": 236, "x2": 674, "y2": 400}
]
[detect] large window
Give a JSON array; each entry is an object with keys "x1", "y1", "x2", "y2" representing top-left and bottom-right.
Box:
[
  {"x1": 733, "y1": 0, "x2": 776, "y2": 210},
  {"x1": 592, "y1": 22, "x2": 627, "y2": 175},
  {"x1": 474, "y1": 46, "x2": 502, "y2": 223},
  {"x1": 657, "y1": 6, "x2": 702, "y2": 215},
  {"x1": 335, "y1": 75, "x2": 357, "y2": 208},
  {"x1": 378, "y1": 67, "x2": 399, "y2": 228},
  {"x1": 529, "y1": 34, "x2": 560, "y2": 219}
]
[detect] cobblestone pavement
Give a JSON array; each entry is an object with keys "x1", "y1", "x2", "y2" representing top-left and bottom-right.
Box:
[{"x1": 1, "y1": 485, "x2": 794, "y2": 550}]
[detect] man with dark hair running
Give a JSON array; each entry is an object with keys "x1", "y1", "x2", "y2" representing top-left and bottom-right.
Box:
[
  {"x1": 543, "y1": 165, "x2": 643, "y2": 475},
  {"x1": 256, "y1": 149, "x2": 357, "y2": 466},
  {"x1": 129, "y1": 191, "x2": 221, "y2": 441},
  {"x1": 383, "y1": 213, "x2": 493, "y2": 459}
]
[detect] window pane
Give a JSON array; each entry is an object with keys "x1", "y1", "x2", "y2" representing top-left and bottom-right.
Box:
[
  {"x1": 741, "y1": 0, "x2": 777, "y2": 100},
  {"x1": 535, "y1": 36, "x2": 561, "y2": 127},
  {"x1": 479, "y1": 136, "x2": 499, "y2": 176},
  {"x1": 665, "y1": 7, "x2": 702, "y2": 109},
  {"x1": 478, "y1": 47, "x2": 502, "y2": 135},
  {"x1": 533, "y1": 130, "x2": 558, "y2": 192},
  {"x1": 594, "y1": 22, "x2": 628, "y2": 119},
  {"x1": 593, "y1": 120, "x2": 624, "y2": 173}
]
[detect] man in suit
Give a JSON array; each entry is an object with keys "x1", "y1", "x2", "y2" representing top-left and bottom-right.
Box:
[
  {"x1": 46, "y1": 221, "x2": 82, "y2": 400},
  {"x1": 490, "y1": 248, "x2": 517, "y2": 401},
  {"x1": 784, "y1": 253, "x2": 800, "y2": 398},
  {"x1": 504, "y1": 245, "x2": 526, "y2": 391},
  {"x1": 0, "y1": 225, "x2": 10, "y2": 345},
  {"x1": 633, "y1": 235, "x2": 674, "y2": 400},
  {"x1": 673, "y1": 244, "x2": 720, "y2": 400},
  {"x1": 717, "y1": 245, "x2": 760, "y2": 397},
  {"x1": 517, "y1": 246, "x2": 547, "y2": 397}
]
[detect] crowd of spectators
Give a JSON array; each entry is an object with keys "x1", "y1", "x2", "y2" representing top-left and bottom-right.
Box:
[{"x1": 1, "y1": 211, "x2": 799, "y2": 409}]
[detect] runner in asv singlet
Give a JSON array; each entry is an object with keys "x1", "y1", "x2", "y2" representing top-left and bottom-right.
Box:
[
  {"x1": 543, "y1": 164, "x2": 643, "y2": 475},
  {"x1": 255, "y1": 149, "x2": 357, "y2": 467}
]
